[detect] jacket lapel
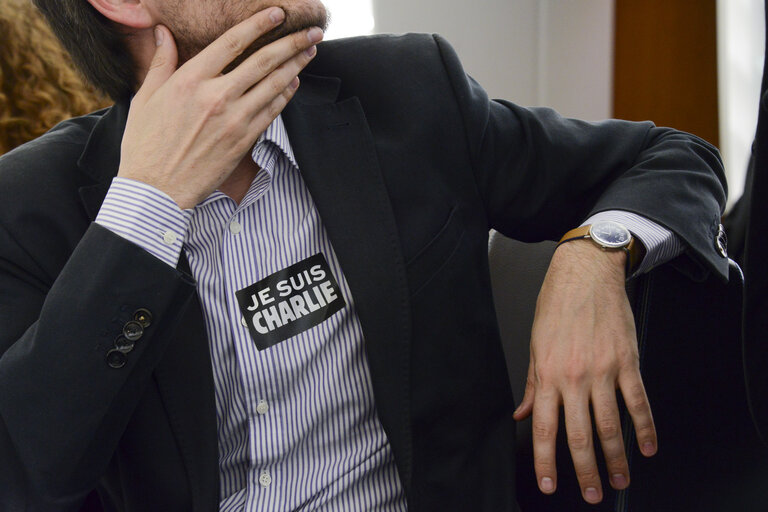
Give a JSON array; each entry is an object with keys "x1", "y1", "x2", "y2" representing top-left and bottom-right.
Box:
[
  {"x1": 77, "y1": 102, "x2": 220, "y2": 507},
  {"x1": 283, "y1": 76, "x2": 414, "y2": 488}
]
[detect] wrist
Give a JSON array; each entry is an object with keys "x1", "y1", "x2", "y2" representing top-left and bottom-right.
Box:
[{"x1": 552, "y1": 239, "x2": 627, "y2": 284}]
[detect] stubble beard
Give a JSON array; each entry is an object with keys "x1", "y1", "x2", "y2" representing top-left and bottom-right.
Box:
[{"x1": 167, "y1": 2, "x2": 329, "y2": 70}]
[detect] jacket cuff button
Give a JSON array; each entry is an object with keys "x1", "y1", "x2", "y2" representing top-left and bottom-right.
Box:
[
  {"x1": 114, "y1": 335, "x2": 135, "y2": 354},
  {"x1": 106, "y1": 349, "x2": 127, "y2": 369},
  {"x1": 133, "y1": 308, "x2": 153, "y2": 328},
  {"x1": 123, "y1": 320, "x2": 144, "y2": 341}
]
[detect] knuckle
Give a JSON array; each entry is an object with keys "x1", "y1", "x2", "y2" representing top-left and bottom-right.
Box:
[
  {"x1": 149, "y1": 54, "x2": 167, "y2": 70},
  {"x1": 594, "y1": 358, "x2": 618, "y2": 376},
  {"x1": 626, "y1": 394, "x2": 649, "y2": 413},
  {"x1": 567, "y1": 430, "x2": 591, "y2": 450},
  {"x1": 292, "y1": 32, "x2": 306, "y2": 53},
  {"x1": 535, "y1": 460, "x2": 555, "y2": 474},
  {"x1": 266, "y1": 98, "x2": 285, "y2": 119},
  {"x1": 577, "y1": 469, "x2": 600, "y2": 483},
  {"x1": 206, "y1": 91, "x2": 228, "y2": 116},
  {"x1": 253, "y1": 53, "x2": 274, "y2": 76},
  {"x1": 532, "y1": 421, "x2": 556, "y2": 441},
  {"x1": 596, "y1": 420, "x2": 620, "y2": 440},
  {"x1": 564, "y1": 366, "x2": 588, "y2": 384},
  {"x1": 635, "y1": 424, "x2": 656, "y2": 440},
  {"x1": 267, "y1": 75, "x2": 284, "y2": 96},
  {"x1": 221, "y1": 32, "x2": 244, "y2": 55},
  {"x1": 604, "y1": 452, "x2": 627, "y2": 468}
]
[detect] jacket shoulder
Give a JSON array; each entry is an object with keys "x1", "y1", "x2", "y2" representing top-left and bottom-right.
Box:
[
  {"x1": 309, "y1": 33, "x2": 453, "y2": 79},
  {"x1": 0, "y1": 110, "x2": 104, "y2": 194}
]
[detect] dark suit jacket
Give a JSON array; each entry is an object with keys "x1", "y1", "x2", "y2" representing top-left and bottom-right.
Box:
[{"x1": 0, "y1": 34, "x2": 727, "y2": 511}]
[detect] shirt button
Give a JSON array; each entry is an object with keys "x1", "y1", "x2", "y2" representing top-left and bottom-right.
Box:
[
  {"x1": 259, "y1": 470, "x2": 272, "y2": 488},
  {"x1": 256, "y1": 399, "x2": 269, "y2": 415},
  {"x1": 162, "y1": 230, "x2": 178, "y2": 245},
  {"x1": 229, "y1": 220, "x2": 242, "y2": 235}
]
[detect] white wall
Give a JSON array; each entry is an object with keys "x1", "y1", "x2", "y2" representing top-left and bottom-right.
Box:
[
  {"x1": 717, "y1": 0, "x2": 765, "y2": 207},
  {"x1": 372, "y1": 0, "x2": 615, "y2": 120}
]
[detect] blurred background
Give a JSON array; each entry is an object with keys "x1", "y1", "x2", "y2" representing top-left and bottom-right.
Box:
[{"x1": 323, "y1": 0, "x2": 764, "y2": 210}]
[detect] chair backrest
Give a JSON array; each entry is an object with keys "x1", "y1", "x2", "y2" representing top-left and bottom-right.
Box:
[{"x1": 489, "y1": 230, "x2": 768, "y2": 511}]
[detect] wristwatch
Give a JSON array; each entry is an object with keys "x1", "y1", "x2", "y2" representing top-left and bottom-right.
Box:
[{"x1": 557, "y1": 221, "x2": 643, "y2": 275}]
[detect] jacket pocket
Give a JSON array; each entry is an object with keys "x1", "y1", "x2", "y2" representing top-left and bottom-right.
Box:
[{"x1": 405, "y1": 206, "x2": 465, "y2": 296}]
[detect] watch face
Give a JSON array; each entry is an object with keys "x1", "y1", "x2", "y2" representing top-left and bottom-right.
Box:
[{"x1": 589, "y1": 221, "x2": 631, "y2": 249}]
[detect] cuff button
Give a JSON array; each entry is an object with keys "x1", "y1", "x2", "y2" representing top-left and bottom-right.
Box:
[
  {"x1": 114, "y1": 335, "x2": 136, "y2": 354},
  {"x1": 133, "y1": 308, "x2": 153, "y2": 328},
  {"x1": 715, "y1": 224, "x2": 728, "y2": 258},
  {"x1": 106, "y1": 349, "x2": 127, "y2": 369},
  {"x1": 123, "y1": 320, "x2": 144, "y2": 341}
]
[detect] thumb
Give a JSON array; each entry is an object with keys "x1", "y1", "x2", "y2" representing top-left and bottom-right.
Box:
[
  {"x1": 137, "y1": 25, "x2": 178, "y2": 99},
  {"x1": 513, "y1": 354, "x2": 536, "y2": 420}
]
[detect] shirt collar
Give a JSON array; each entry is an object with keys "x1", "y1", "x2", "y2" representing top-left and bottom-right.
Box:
[
  {"x1": 196, "y1": 115, "x2": 297, "y2": 209},
  {"x1": 252, "y1": 114, "x2": 299, "y2": 171}
]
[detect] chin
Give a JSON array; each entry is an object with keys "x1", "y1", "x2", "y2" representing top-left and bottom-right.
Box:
[
  {"x1": 260, "y1": 0, "x2": 329, "y2": 36},
  {"x1": 170, "y1": 0, "x2": 329, "y2": 66}
]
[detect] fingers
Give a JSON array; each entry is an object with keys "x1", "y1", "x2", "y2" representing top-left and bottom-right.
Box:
[
  {"x1": 189, "y1": 7, "x2": 287, "y2": 77},
  {"x1": 618, "y1": 368, "x2": 657, "y2": 457},
  {"x1": 513, "y1": 355, "x2": 536, "y2": 421},
  {"x1": 247, "y1": 75, "x2": 301, "y2": 136},
  {"x1": 227, "y1": 27, "x2": 323, "y2": 97},
  {"x1": 532, "y1": 388, "x2": 559, "y2": 496},
  {"x1": 592, "y1": 385, "x2": 630, "y2": 490},
  {"x1": 137, "y1": 25, "x2": 179, "y2": 101},
  {"x1": 563, "y1": 394, "x2": 603, "y2": 504}
]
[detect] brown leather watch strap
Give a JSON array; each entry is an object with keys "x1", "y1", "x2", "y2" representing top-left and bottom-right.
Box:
[{"x1": 557, "y1": 225, "x2": 644, "y2": 275}]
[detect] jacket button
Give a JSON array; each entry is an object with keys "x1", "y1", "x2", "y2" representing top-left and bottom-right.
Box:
[
  {"x1": 123, "y1": 320, "x2": 144, "y2": 341},
  {"x1": 114, "y1": 335, "x2": 135, "y2": 354},
  {"x1": 133, "y1": 308, "x2": 152, "y2": 328},
  {"x1": 106, "y1": 349, "x2": 127, "y2": 369}
]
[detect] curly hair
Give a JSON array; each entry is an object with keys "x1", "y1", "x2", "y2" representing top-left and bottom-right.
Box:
[{"x1": 0, "y1": 0, "x2": 110, "y2": 155}]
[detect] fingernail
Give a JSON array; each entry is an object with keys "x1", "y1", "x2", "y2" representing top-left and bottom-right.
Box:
[
  {"x1": 270, "y1": 8, "x2": 285, "y2": 24},
  {"x1": 305, "y1": 45, "x2": 317, "y2": 58},
  {"x1": 585, "y1": 487, "x2": 600, "y2": 502},
  {"x1": 290, "y1": 76, "x2": 300, "y2": 90},
  {"x1": 154, "y1": 26, "x2": 164, "y2": 47},
  {"x1": 540, "y1": 477, "x2": 554, "y2": 493},
  {"x1": 307, "y1": 27, "x2": 324, "y2": 43},
  {"x1": 642, "y1": 442, "x2": 656, "y2": 455},
  {"x1": 611, "y1": 473, "x2": 627, "y2": 488}
]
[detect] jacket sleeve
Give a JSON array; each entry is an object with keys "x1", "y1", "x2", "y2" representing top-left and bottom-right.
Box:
[
  {"x1": 431, "y1": 34, "x2": 729, "y2": 281},
  {"x1": 0, "y1": 219, "x2": 196, "y2": 509}
]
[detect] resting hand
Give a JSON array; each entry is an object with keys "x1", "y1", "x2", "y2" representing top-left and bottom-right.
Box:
[
  {"x1": 118, "y1": 8, "x2": 323, "y2": 209},
  {"x1": 512, "y1": 239, "x2": 657, "y2": 504}
]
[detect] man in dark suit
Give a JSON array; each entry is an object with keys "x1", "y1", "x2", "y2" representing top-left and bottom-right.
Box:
[{"x1": 0, "y1": 0, "x2": 727, "y2": 510}]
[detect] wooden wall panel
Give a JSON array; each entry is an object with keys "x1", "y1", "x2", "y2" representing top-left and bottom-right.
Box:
[{"x1": 614, "y1": 0, "x2": 719, "y2": 146}]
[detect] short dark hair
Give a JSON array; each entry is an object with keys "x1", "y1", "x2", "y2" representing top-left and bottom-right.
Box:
[{"x1": 32, "y1": 0, "x2": 136, "y2": 100}]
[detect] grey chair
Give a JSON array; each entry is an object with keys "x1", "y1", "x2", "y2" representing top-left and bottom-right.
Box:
[{"x1": 489, "y1": 231, "x2": 768, "y2": 511}]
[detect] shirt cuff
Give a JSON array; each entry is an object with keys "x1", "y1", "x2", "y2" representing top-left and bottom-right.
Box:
[
  {"x1": 95, "y1": 177, "x2": 191, "y2": 268},
  {"x1": 581, "y1": 211, "x2": 684, "y2": 277}
]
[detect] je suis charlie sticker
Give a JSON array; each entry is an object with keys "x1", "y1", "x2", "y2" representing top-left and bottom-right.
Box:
[{"x1": 235, "y1": 253, "x2": 345, "y2": 350}]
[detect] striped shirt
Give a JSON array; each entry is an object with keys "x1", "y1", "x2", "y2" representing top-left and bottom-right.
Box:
[
  {"x1": 95, "y1": 115, "x2": 681, "y2": 510},
  {"x1": 96, "y1": 116, "x2": 406, "y2": 510}
]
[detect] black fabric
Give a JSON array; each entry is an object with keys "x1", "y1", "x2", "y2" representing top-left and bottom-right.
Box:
[
  {"x1": 0, "y1": 34, "x2": 727, "y2": 511},
  {"x1": 723, "y1": 0, "x2": 768, "y2": 446},
  {"x1": 741, "y1": 2, "x2": 768, "y2": 446}
]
